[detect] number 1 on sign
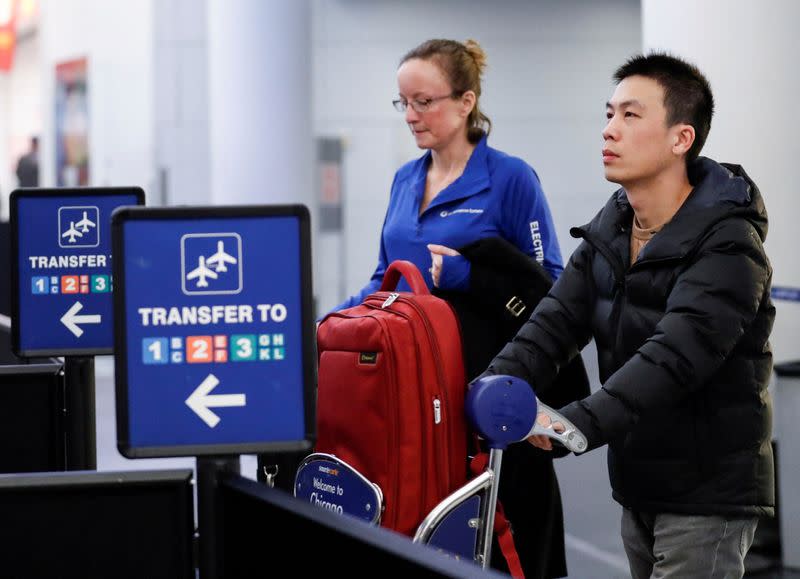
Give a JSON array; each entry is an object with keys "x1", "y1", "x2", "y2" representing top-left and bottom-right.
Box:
[
  {"x1": 142, "y1": 338, "x2": 168, "y2": 365},
  {"x1": 148, "y1": 340, "x2": 162, "y2": 360},
  {"x1": 32, "y1": 276, "x2": 49, "y2": 294}
]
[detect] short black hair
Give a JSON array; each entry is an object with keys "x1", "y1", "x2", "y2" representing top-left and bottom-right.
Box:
[{"x1": 613, "y1": 52, "x2": 714, "y2": 162}]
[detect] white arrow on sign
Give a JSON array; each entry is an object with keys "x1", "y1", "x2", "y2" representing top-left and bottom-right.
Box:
[
  {"x1": 60, "y1": 301, "x2": 102, "y2": 337},
  {"x1": 185, "y1": 373, "x2": 246, "y2": 428}
]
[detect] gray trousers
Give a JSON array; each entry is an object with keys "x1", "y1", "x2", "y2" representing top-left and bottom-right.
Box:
[{"x1": 621, "y1": 508, "x2": 758, "y2": 579}]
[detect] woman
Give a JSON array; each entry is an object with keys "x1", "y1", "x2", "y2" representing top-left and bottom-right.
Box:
[
  {"x1": 334, "y1": 38, "x2": 562, "y2": 310},
  {"x1": 330, "y1": 39, "x2": 586, "y2": 578}
]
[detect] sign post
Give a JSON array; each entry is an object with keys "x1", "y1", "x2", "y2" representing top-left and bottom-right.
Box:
[
  {"x1": 63, "y1": 356, "x2": 96, "y2": 469},
  {"x1": 10, "y1": 188, "x2": 145, "y2": 470},
  {"x1": 112, "y1": 205, "x2": 315, "y2": 579}
]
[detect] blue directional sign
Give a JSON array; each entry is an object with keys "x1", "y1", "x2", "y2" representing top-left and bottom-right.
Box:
[
  {"x1": 112, "y1": 205, "x2": 315, "y2": 458},
  {"x1": 11, "y1": 188, "x2": 145, "y2": 356}
]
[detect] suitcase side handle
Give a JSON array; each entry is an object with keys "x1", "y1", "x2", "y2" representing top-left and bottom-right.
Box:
[{"x1": 379, "y1": 260, "x2": 430, "y2": 294}]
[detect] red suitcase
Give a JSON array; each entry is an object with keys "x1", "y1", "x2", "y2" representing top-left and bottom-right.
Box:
[{"x1": 315, "y1": 260, "x2": 467, "y2": 535}]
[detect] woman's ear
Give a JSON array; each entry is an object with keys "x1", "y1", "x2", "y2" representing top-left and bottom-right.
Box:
[{"x1": 460, "y1": 90, "x2": 476, "y2": 118}]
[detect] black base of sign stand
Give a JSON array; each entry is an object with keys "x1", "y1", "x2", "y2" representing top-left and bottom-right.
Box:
[
  {"x1": 64, "y1": 356, "x2": 96, "y2": 470},
  {"x1": 197, "y1": 455, "x2": 240, "y2": 579}
]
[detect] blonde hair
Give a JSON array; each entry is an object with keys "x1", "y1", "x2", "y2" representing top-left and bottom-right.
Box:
[{"x1": 401, "y1": 38, "x2": 491, "y2": 144}]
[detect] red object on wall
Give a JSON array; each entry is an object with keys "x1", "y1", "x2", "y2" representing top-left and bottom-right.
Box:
[{"x1": 0, "y1": 0, "x2": 17, "y2": 72}]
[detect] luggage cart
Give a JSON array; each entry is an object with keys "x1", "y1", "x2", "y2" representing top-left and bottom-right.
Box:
[{"x1": 294, "y1": 375, "x2": 587, "y2": 571}]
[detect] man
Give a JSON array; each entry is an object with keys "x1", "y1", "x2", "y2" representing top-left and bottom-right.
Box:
[
  {"x1": 16, "y1": 136, "x2": 39, "y2": 187},
  {"x1": 481, "y1": 53, "x2": 774, "y2": 578}
]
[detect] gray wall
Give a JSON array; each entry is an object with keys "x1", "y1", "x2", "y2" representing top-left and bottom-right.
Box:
[
  {"x1": 312, "y1": 0, "x2": 642, "y2": 313},
  {"x1": 153, "y1": 0, "x2": 211, "y2": 207}
]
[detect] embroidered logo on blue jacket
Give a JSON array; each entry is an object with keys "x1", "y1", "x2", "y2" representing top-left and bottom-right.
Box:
[{"x1": 439, "y1": 208, "x2": 484, "y2": 218}]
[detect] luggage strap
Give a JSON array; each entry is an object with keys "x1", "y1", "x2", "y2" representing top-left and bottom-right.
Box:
[{"x1": 470, "y1": 451, "x2": 525, "y2": 579}]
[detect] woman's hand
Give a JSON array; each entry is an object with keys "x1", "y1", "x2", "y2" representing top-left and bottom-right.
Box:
[{"x1": 427, "y1": 244, "x2": 460, "y2": 287}]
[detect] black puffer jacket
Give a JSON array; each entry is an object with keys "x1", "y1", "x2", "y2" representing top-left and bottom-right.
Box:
[{"x1": 485, "y1": 158, "x2": 775, "y2": 517}]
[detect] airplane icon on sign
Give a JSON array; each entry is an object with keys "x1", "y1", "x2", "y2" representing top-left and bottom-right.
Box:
[
  {"x1": 58, "y1": 206, "x2": 100, "y2": 248},
  {"x1": 206, "y1": 240, "x2": 238, "y2": 272},
  {"x1": 61, "y1": 222, "x2": 83, "y2": 243},
  {"x1": 181, "y1": 232, "x2": 242, "y2": 295},
  {"x1": 75, "y1": 211, "x2": 97, "y2": 233},
  {"x1": 186, "y1": 256, "x2": 218, "y2": 288}
]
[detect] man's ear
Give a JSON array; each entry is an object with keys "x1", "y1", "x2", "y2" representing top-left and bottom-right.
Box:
[{"x1": 672, "y1": 124, "x2": 696, "y2": 156}]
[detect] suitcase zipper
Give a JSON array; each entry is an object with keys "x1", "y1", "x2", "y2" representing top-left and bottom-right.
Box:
[
  {"x1": 397, "y1": 298, "x2": 451, "y2": 498},
  {"x1": 433, "y1": 397, "x2": 441, "y2": 424},
  {"x1": 365, "y1": 297, "x2": 452, "y2": 501},
  {"x1": 382, "y1": 292, "x2": 400, "y2": 308}
]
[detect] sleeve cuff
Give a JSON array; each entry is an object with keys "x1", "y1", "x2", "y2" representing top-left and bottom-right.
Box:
[
  {"x1": 439, "y1": 254, "x2": 471, "y2": 291},
  {"x1": 559, "y1": 400, "x2": 603, "y2": 453}
]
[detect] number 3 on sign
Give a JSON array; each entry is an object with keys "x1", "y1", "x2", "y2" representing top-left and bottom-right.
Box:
[
  {"x1": 231, "y1": 334, "x2": 257, "y2": 361},
  {"x1": 186, "y1": 336, "x2": 213, "y2": 363},
  {"x1": 91, "y1": 275, "x2": 111, "y2": 293}
]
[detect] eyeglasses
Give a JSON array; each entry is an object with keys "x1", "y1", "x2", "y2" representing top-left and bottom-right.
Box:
[{"x1": 392, "y1": 94, "x2": 454, "y2": 113}]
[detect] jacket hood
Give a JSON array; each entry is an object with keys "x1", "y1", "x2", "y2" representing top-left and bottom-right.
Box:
[{"x1": 573, "y1": 157, "x2": 767, "y2": 260}]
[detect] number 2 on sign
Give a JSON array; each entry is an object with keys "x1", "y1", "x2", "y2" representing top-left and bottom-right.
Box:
[
  {"x1": 61, "y1": 276, "x2": 79, "y2": 294},
  {"x1": 187, "y1": 336, "x2": 213, "y2": 363}
]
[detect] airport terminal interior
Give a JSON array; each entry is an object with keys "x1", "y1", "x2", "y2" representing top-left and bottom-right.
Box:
[{"x1": 1, "y1": 0, "x2": 799, "y2": 577}]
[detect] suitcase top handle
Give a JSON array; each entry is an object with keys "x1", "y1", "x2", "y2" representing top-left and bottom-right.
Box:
[{"x1": 379, "y1": 260, "x2": 430, "y2": 295}]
